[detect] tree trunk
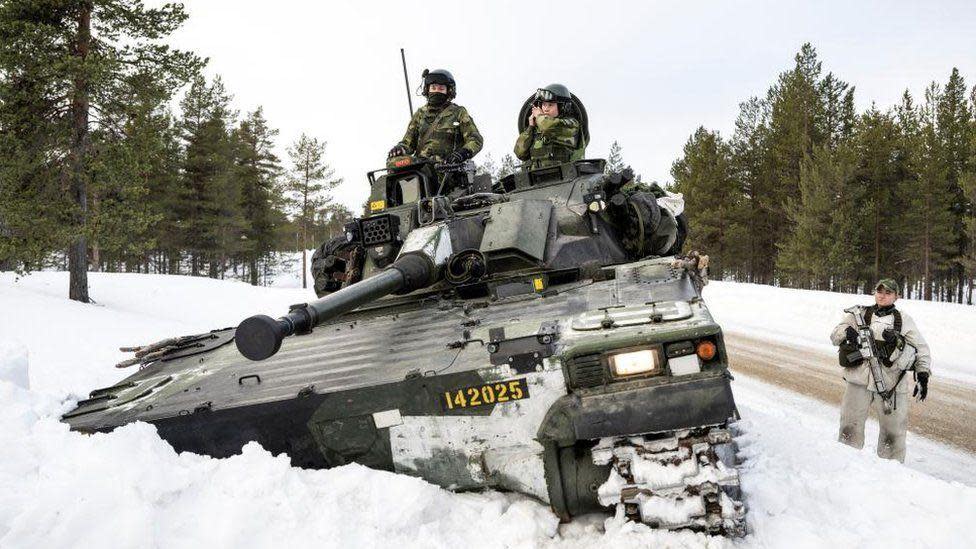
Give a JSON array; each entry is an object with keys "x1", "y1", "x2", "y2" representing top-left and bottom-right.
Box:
[
  {"x1": 90, "y1": 239, "x2": 100, "y2": 272},
  {"x1": 68, "y1": 4, "x2": 92, "y2": 303},
  {"x1": 249, "y1": 258, "x2": 258, "y2": 286}
]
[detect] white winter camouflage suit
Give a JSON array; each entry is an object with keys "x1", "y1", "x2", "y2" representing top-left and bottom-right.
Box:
[{"x1": 830, "y1": 306, "x2": 931, "y2": 462}]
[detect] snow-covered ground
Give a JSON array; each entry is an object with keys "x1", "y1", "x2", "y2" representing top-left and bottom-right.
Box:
[{"x1": 1, "y1": 271, "x2": 975, "y2": 548}]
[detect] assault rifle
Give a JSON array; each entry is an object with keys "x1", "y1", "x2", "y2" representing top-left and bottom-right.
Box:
[{"x1": 844, "y1": 305, "x2": 894, "y2": 414}]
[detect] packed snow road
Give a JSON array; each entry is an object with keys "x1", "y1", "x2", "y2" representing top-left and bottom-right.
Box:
[
  {"x1": 2, "y1": 272, "x2": 976, "y2": 548},
  {"x1": 726, "y1": 332, "x2": 976, "y2": 455}
]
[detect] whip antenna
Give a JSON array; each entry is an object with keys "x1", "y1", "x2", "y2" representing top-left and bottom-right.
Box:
[{"x1": 400, "y1": 48, "x2": 413, "y2": 117}]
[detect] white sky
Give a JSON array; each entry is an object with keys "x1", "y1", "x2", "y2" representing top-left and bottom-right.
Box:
[{"x1": 168, "y1": 0, "x2": 976, "y2": 211}]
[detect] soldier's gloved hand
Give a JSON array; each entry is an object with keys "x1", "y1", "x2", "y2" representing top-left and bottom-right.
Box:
[
  {"x1": 844, "y1": 326, "x2": 859, "y2": 346},
  {"x1": 388, "y1": 144, "x2": 407, "y2": 158},
  {"x1": 882, "y1": 328, "x2": 899, "y2": 344},
  {"x1": 913, "y1": 372, "x2": 929, "y2": 401},
  {"x1": 446, "y1": 148, "x2": 472, "y2": 164}
]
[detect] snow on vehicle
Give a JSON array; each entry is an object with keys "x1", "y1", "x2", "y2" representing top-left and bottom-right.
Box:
[{"x1": 62, "y1": 147, "x2": 746, "y2": 535}]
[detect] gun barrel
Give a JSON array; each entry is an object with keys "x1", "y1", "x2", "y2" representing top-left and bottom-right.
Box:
[{"x1": 235, "y1": 253, "x2": 434, "y2": 361}]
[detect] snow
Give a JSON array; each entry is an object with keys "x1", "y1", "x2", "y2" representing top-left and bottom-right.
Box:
[
  {"x1": 1, "y1": 270, "x2": 976, "y2": 548},
  {"x1": 0, "y1": 341, "x2": 29, "y2": 389},
  {"x1": 705, "y1": 281, "x2": 976, "y2": 385}
]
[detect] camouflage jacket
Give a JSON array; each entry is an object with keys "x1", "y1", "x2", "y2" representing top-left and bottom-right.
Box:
[
  {"x1": 513, "y1": 115, "x2": 586, "y2": 169},
  {"x1": 398, "y1": 103, "x2": 483, "y2": 161}
]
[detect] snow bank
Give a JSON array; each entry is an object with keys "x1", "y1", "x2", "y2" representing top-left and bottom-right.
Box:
[
  {"x1": 705, "y1": 281, "x2": 976, "y2": 385},
  {"x1": 0, "y1": 271, "x2": 312, "y2": 395},
  {"x1": 2, "y1": 271, "x2": 976, "y2": 548},
  {"x1": 732, "y1": 374, "x2": 976, "y2": 548},
  {"x1": 0, "y1": 341, "x2": 29, "y2": 389},
  {"x1": 0, "y1": 380, "x2": 561, "y2": 549}
]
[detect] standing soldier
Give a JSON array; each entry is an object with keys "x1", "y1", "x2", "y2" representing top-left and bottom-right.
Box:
[
  {"x1": 514, "y1": 84, "x2": 587, "y2": 169},
  {"x1": 388, "y1": 69, "x2": 483, "y2": 164},
  {"x1": 829, "y1": 278, "x2": 931, "y2": 462}
]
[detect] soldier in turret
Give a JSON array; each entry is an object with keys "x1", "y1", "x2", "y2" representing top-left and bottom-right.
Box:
[
  {"x1": 514, "y1": 84, "x2": 588, "y2": 169},
  {"x1": 388, "y1": 69, "x2": 483, "y2": 165}
]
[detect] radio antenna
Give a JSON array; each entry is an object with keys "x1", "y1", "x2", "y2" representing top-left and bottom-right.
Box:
[{"x1": 400, "y1": 48, "x2": 414, "y2": 117}]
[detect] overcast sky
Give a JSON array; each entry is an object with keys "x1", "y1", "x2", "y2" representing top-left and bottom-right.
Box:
[{"x1": 168, "y1": 0, "x2": 976, "y2": 211}]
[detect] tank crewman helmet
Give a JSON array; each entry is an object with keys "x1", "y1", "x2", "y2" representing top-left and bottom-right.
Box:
[
  {"x1": 420, "y1": 69, "x2": 457, "y2": 99},
  {"x1": 533, "y1": 83, "x2": 575, "y2": 117}
]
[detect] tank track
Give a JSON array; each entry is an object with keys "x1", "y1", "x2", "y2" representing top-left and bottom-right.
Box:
[{"x1": 591, "y1": 426, "x2": 746, "y2": 537}]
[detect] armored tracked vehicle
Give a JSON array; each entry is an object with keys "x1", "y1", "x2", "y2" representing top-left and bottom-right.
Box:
[{"x1": 63, "y1": 149, "x2": 746, "y2": 534}]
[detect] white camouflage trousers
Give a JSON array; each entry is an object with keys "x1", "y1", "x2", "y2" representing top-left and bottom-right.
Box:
[{"x1": 838, "y1": 381, "x2": 910, "y2": 462}]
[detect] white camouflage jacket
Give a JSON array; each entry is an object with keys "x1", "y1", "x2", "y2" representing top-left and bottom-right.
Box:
[{"x1": 830, "y1": 306, "x2": 931, "y2": 393}]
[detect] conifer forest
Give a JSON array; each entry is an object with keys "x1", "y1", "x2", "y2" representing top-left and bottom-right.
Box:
[{"x1": 1, "y1": 4, "x2": 974, "y2": 305}]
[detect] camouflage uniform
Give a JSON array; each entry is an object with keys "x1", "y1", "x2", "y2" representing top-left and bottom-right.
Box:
[
  {"x1": 397, "y1": 103, "x2": 483, "y2": 162},
  {"x1": 513, "y1": 115, "x2": 586, "y2": 169},
  {"x1": 830, "y1": 299, "x2": 931, "y2": 463}
]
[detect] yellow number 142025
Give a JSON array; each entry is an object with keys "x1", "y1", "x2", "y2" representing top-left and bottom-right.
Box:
[{"x1": 443, "y1": 378, "x2": 529, "y2": 410}]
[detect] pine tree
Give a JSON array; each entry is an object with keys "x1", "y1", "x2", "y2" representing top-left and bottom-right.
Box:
[
  {"x1": 671, "y1": 128, "x2": 746, "y2": 277},
  {"x1": 606, "y1": 141, "x2": 625, "y2": 173},
  {"x1": 311, "y1": 203, "x2": 355, "y2": 245},
  {"x1": 776, "y1": 146, "x2": 859, "y2": 289},
  {"x1": 818, "y1": 72, "x2": 856, "y2": 149},
  {"x1": 936, "y1": 68, "x2": 973, "y2": 301},
  {"x1": 476, "y1": 153, "x2": 498, "y2": 179},
  {"x1": 960, "y1": 172, "x2": 976, "y2": 304},
  {"x1": 285, "y1": 134, "x2": 341, "y2": 289},
  {"x1": 901, "y1": 84, "x2": 958, "y2": 299},
  {"x1": 236, "y1": 107, "x2": 284, "y2": 285},
  {"x1": 498, "y1": 154, "x2": 518, "y2": 178},
  {"x1": 851, "y1": 107, "x2": 905, "y2": 284},
  {"x1": 0, "y1": 0, "x2": 202, "y2": 300},
  {"x1": 730, "y1": 96, "x2": 773, "y2": 282},
  {"x1": 178, "y1": 75, "x2": 241, "y2": 277}
]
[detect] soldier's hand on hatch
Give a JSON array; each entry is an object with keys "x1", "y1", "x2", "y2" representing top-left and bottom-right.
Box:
[{"x1": 388, "y1": 144, "x2": 407, "y2": 158}]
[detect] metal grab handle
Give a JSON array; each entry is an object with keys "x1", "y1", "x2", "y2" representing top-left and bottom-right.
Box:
[{"x1": 238, "y1": 374, "x2": 262, "y2": 385}]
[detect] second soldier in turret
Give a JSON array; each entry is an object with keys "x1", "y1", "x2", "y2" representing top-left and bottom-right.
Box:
[
  {"x1": 388, "y1": 69, "x2": 483, "y2": 164},
  {"x1": 514, "y1": 84, "x2": 588, "y2": 169}
]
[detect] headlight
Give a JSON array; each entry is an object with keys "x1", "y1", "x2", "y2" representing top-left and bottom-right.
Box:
[{"x1": 608, "y1": 349, "x2": 661, "y2": 377}]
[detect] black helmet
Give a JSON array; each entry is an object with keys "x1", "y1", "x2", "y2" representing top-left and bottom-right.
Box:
[
  {"x1": 533, "y1": 83, "x2": 575, "y2": 116},
  {"x1": 421, "y1": 69, "x2": 456, "y2": 99},
  {"x1": 534, "y1": 83, "x2": 571, "y2": 103}
]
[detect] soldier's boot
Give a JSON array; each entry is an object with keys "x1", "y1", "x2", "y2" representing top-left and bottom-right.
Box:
[
  {"x1": 875, "y1": 394, "x2": 910, "y2": 462},
  {"x1": 838, "y1": 382, "x2": 871, "y2": 449}
]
